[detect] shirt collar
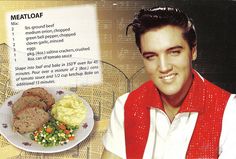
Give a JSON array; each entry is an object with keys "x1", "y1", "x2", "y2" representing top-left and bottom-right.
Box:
[{"x1": 147, "y1": 69, "x2": 205, "y2": 113}]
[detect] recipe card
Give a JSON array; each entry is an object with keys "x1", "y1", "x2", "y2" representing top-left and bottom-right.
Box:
[{"x1": 6, "y1": 5, "x2": 102, "y2": 90}]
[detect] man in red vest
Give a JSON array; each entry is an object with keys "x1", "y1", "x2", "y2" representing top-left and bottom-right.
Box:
[{"x1": 102, "y1": 6, "x2": 236, "y2": 159}]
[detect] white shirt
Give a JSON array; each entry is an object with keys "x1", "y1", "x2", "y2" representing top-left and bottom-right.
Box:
[{"x1": 103, "y1": 93, "x2": 236, "y2": 159}]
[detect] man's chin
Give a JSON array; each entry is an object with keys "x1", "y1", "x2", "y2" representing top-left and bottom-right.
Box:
[{"x1": 159, "y1": 88, "x2": 180, "y2": 97}]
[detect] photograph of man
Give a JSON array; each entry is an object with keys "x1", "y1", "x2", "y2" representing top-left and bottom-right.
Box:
[{"x1": 102, "y1": 6, "x2": 236, "y2": 159}]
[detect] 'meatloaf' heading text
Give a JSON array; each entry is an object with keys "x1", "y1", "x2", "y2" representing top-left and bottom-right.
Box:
[{"x1": 11, "y1": 12, "x2": 43, "y2": 20}]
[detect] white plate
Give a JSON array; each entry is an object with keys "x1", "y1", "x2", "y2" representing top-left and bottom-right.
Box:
[{"x1": 0, "y1": 88, "x2": 94, "y2": 153}]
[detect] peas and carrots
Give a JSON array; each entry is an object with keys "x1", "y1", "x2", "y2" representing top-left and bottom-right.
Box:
[
  {"x1": 30, "y1": 118, "x2": 78, "y2": 147},
  {"x1": 58, "y1": 123, "x2": 66, "y2": 130},
  {"x1": 45, "y1": 127, "x2": 53, "y2": 133}
]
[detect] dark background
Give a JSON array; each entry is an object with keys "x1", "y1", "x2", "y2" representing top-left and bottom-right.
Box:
[{"x1": 170, "y1": 1, "x2": 236, "y2": 93}]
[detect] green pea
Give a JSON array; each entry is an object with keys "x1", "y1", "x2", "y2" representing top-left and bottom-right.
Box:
[{"x1": 29, "y1": 134, "x2": 34, "y2": 140}]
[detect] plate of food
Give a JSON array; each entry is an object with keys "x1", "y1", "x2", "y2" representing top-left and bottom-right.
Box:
[{"x1": 0, "y1": 87, "x2": 94, "y2": 153}]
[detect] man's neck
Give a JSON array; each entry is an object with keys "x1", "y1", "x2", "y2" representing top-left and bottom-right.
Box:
[{"x1": 163, "y1": 102, "x2": 180, "y2": 122}]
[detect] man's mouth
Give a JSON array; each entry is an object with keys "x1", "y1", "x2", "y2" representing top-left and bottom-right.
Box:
[{"x1": 159, "y1": 73, "x2": 177, "y2": 80}]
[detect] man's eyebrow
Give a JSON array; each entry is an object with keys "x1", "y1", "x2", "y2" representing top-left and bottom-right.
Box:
[{"x1": 166, "y1": 45, "x2": 183, "y2": 51}]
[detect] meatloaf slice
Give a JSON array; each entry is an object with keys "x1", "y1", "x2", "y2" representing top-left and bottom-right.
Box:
[
  {"x1": 13, "y1": 106, "x2": 50, "y2": 133},
  {"x1": 22, "y1": 87, "x2": 55, "y2": 110},
  {"x1": 12, "y1": 96, "x2": 47, "y2": 115}
]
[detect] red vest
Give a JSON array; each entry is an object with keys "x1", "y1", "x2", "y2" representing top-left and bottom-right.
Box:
[{"x1": 124, "y1": 70, "x2": 230, "y2": 159}]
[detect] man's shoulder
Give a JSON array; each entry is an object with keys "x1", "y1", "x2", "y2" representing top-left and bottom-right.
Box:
[
  {"x1": 204, "y1": 78, "x2": 230, "y2": 96},
  {"x1": 129, "y1": 80, "x2": 154, "y2": 96},
  {"x1": 194, "y1": 70, "x2": 230, "y2": 95},
  {"x1": 201, "y1": 78, "x2": 231, "y2": 113},
  {"x1": 118, "y1": 81, "x2": 154, "y2": 106}
]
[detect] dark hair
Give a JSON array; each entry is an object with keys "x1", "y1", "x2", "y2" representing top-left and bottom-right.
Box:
[{"x1": 126, "y1": 6, "x2": 197, "y2": 51}]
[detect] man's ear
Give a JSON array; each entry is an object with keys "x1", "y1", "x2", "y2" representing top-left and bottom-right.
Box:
[{"x1": 191, "y1": 46, "x2": 197, "y2": 61}]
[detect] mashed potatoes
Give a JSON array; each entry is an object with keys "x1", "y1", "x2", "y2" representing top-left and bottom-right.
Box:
[{"x1": 51, "y1": 95, "x2": 87, "y2": 127}]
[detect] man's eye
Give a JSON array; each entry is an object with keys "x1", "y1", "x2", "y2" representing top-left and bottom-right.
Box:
[
  {"x1": 144, "y1": 55, "x2": 156, "y2": 60},
  {"x1": 169, "y1": 50, "x2": 180, "y2": 56},
  {"x1": 145, "y1": 55, "x2": 154, "y2": 59}
]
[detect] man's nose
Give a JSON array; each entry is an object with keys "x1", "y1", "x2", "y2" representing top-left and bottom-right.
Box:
[{"x1": 159, "y1": 55, "x2": 172, "y2": 73}]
